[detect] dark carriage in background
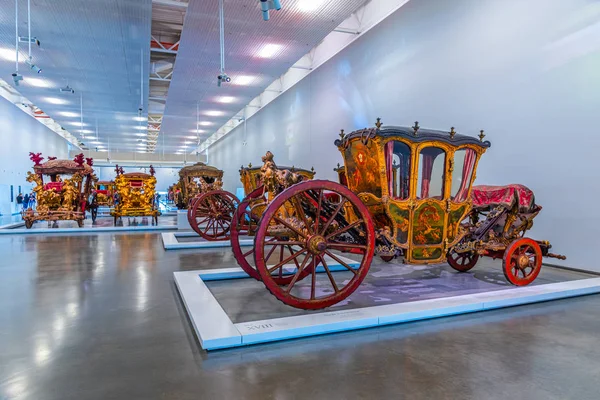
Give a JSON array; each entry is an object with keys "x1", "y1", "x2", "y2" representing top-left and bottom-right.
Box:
[{"x1": 230, "y1": 120, "x2": 565, "y2": 310}]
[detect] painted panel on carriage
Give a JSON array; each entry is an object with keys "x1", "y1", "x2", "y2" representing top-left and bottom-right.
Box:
[
  {"x1": 412, "y1": 247, "x2": 443, "y2": 261},
  {"x1": 388, "y1": 202, "x2": 410, "y2": 244},
  {"x1": 447, "y1": 205, "x2": 469, "y2": 242},
  {"x1": 412, "y1": 202, "x2": 445, "y2": 245},
  {"x1": 343, "y1": 141, "x2": 382, "y2": 198}
]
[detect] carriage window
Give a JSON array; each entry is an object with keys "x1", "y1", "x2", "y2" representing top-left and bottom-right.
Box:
[
  {"x1": 384, "y1": 141, "x2": 411, "y2": 199},
  {"x1": 416, "y1": 147, "x2": 445, "y2": 199},
  {"x1": 451, "y1": 148, "x2": 477, "y2": 202}
]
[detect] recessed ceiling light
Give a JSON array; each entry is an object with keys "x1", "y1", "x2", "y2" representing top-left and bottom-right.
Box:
[
  {"x1": 133, "y1": 116, "x2": 146, "y2": 122},
  {"x1": 298, "y1": 0, "x2": 326, "y2": 11},
  {"x1": 199, "y1": 121, "x2": 212, "y2": 126},
  {"x1": 233, "y1": 75, "x2": 257, "y2": 86},
  {"x1": 190, "y1": 129, "x2": 206, "y2": 133},
  {"x1": 79, "y1": 129, "x2": 93, "y2": 134},
  {"x1": 215, "y1": 96, "x2": 236, "y2": 104},
  {"x1": 257, "y1": 43, "x2": 283, "y2": 59},
  {"x1": 26, "y1": 77, "x2": 52, "y2": 88},
  {"x1": 67, "y1": 121, "x2": 87, "y2": 127},
  {"x1": 90, "y1": 141, "x2": 102, "y2": 145},
  {"x1": 58, "y1": 111, "x2": 79, "y2": 118},
  {"x1": 134, "y1": 126, "x2": 147, "y2": 130},
  {"x1": 137, "y1": 151, "x2": 147, "y2": 154},
  {"x1": 186, "y1": 135, "x2": 199, "y2": 139},
  {"x1": 204, "y1": 110, "x2": 225, "y2": 117},
  {"x1": 0, "y1": 48, "x2": 18, "y2": 62},
  {"x1": 134, "y1": 133, "x2": 147, "y2": 137},
  {"x1": 43, "y1": 97, "x2": 68, "y2": 105},
  {"x1": 184, "y1": 141, "x2": 194, "y2": 145},
  {"x1": 181, "y1": 145, "x2": 189, "y2": 149}
]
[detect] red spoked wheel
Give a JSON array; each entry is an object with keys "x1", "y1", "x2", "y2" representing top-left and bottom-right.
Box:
[
  {"x1": 186, "y1": 196, "x2": 200, "y2": 226},
  {"x1": 189, "y1": 190, "x2": 239, "y2": 241},
  {"x1": 502, "y1": 237, "x2": 542, "y2": 286},
  {"x1": 254, "y1": 180, "x2": 375, "y2": 310},
  {"x1": 447, "y1": 250, "x2": 479, "y2": 272}
]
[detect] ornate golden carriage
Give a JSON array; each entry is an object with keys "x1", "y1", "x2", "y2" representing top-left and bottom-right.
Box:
[
  {"x1": 94, "y1": 181, "x2": 115, "y2": 206},
  {"x1": 23, "y1": 153, "x2": 96, "y2": 228},
  {"x1": 110, "y1": 165, "x2": 160, "y2": 225},
  {"x1": 178, "y1": 162, "x2": 224, "y2": 209},
  {"x1": 187, "y1": 154, "x2": 316, "y2": 241},
  {"x1": 228, "y1": 120, "x2": 565, "y2": 310}
]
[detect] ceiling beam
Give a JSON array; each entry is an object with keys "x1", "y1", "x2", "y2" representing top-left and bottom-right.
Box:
[{"x1": 152, "y1": 0, "x2": 188, "y2": 9}]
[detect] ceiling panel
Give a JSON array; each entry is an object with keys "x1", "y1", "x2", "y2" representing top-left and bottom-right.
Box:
[
  {"x1": 0, "y1": 0, "x2": 152, "y2": 152},
  {"x1": 159, "y1": 0, "x2": 369, "y2": 153}
]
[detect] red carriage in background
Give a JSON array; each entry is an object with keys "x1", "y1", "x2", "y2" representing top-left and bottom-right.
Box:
[
  {"x1": 228, "y1": 120, "x2": 565, "y2": 310},
  {"x1": 23, "y1": 153, "x2": 96, "y2": 229}
]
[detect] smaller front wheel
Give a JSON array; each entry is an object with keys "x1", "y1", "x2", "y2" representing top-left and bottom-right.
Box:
[
  {"x1": 77, "y1": 219, "x2": 84, "y2": 228},
  {"x1": 447, "y1": 250, "x2": 479, "y2": 272},
  {"x1": 24, "y1": 220, "x2": 33, "y2": 229},
  {"x1": 502, "y1": 238, "x2": 542, "y2": 286}
]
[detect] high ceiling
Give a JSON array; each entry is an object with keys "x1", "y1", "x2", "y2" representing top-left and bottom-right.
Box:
[{"x1": 0, "y1": 0, "x2": 369, "y2": 154}]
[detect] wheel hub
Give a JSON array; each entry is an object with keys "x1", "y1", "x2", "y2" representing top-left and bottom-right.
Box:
[
  {"x1": 307, "y1": 235, "x2": 327, "y2": 255},
  {"x1": 517, "y1": 254, "x2": 530, "y2": 269}
]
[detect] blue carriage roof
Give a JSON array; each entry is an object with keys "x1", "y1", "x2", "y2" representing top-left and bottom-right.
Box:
[{"x1": 334, "y1": 125, "x2": 491, "y2": 149}]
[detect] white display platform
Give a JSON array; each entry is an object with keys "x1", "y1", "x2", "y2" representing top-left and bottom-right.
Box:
[
  {"x1": 0, "y1": 221, "x2": 24, "y2": 229},
  {"x1": 177, "y1": 210, "x2": 190, "y2": 230},
  {"x1": 162, "y1": 232, "x2": 253, "y2": 250},
  {"x1": 0, "y1": 224, "x2": 177, "y2": 235},
  {"x1": 174, "y1": 267, "x2": 600, "y2": 351}
]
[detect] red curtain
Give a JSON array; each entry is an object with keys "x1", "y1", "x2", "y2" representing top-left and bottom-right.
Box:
[
  {"x1": 384, "y1": 141, "x2": 394, "y2": 197},
  {"x1": 420, "y1": 154, "x2": 434, "y2": 198},
  {"x1": 455, "y1": 149, "x2": 476, "y2": 202}
]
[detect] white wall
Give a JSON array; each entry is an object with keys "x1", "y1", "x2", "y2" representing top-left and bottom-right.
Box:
[
  {"x1": 209, "y1": 0, "x2": 600, "y2": 271},
  {"x1": 0, "y1": 96, "x2": 70, "y2": 215}
]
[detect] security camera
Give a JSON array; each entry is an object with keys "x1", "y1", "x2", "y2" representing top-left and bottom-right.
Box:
[
  {"x1": 217, "y1": 73, "x2": 231, "y2": 87},
  {"x1": 12, "y1": 72, "x2": 23, "y2": 86}
]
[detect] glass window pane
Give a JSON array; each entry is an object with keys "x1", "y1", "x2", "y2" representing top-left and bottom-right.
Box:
[
  {"x1": 384, "y1": 141, "x2": 411, "y2": 200},
  {"x1": 416, "y1": 147, "x2": 445, "y2": 199},
  {"x1": 451, "y1": 148, "x2": 477, "y2": 202}
]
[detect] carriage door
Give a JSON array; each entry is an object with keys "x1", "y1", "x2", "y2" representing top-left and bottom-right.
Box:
[{"x1": 408, "y1": 146, "x2": 447, "y2": 263}]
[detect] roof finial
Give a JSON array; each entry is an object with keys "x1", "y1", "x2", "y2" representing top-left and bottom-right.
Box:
[
  {"x1": 449, "y1": 127, "x2": 456, "y2": 139},
  {"x1": 412, "y1": 121, "x2": 420, "y2": 136},
  {"x1": 311, "y1": 166, "x2": 314, "y2": 173},
  {"x1": 339, "y1": 129, "x2": 345, "y2": 140},
  {"x1": 248, "y1": 162, "x2": 252, "y2": 168},
  {"x1": 479, "y1": 130, "x2": 486, "y2": 142},
  {"x1": 375, "y1": 117, "x2": 382, "y2": 129}
]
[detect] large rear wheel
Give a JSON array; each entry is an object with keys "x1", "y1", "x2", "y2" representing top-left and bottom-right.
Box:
[{"x1": 254, "y1": 180, "x2": 375, "y2": 310}]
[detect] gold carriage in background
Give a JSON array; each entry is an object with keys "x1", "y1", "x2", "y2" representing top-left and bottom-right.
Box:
[
  {"x1": 110, "y1": 165, "x2": 160, "y2": 225},
  {"x1": 178, "y1": 162, "x2": 224, "y2": 209},
  {"x1": 23, "y1": 153, "x2": 96, "y2": 229},
  {"x1": 94, "y1": 180, "x2": 116, "y2": 206}
]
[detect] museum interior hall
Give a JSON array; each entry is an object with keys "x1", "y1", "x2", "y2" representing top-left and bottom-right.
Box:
[{"x1": 1, "y1": 0, "x2": 600, "y2": 399}]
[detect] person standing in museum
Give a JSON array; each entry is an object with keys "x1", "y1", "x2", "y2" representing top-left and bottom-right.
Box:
[
  {"x1": 16, "y1": 193, "x2": 23, "y2": 208},
  {"x1": 22, "y1": 193, "x2": 29, "y2": 210},
  {"x1": 29, "y1": 192, "x2": 36, "y2": 210}
]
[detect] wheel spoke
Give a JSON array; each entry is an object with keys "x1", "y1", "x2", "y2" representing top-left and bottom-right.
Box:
[
  {"x1": 268, "y1": 248, "x2": 308, "y2": 274},
  {"x1": 325, "y1": 219, "x2": 364, "y2": 240},
  {"x1": 320, "y1": 199, "x2": 346, "y2": 236},
  {"x1": 273, "y1": 216, "x2": 307, "y2": 239},
  {"x1": 203, "y1": 219, "x2": 215, "y2": 234},
  {"x1": 310, "y1": 257, "x2": 317, "y2": 300},
  {"x1": 314, "y1": 189, "x2": 323, "y2": 234},
  {"x1": 195, "y1": 217, "x2": 209, "y2": 226},
  {"x1": 327, "y1": 242, "x2": 367, "y2": 250},
  {"x1": 324, "y1": 250, "x2": 357, "y2": 275},
  {"x1": 287, "y1": 245, "x2": 302, "y2": 270},
  {"x1": 291, "y1": 196, "x2": 312, "y2": 235},
  {"x1": 320, "y1": 255, "x2": 339, "y2": 293},
  {"x1": 285, "y1": 253, "x2": 312, "y2": 294},
  {"x1": 263, "y1": 241, "x2": 304, "y2": 246},
  {"x1": 242, "y1": 248, "x2": 254, "y2": 258},
  {"x1": 264, "y1": 241, "x2": 280, "y2": 262}
]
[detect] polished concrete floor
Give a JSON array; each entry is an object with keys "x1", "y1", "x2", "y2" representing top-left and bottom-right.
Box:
[{"x1": 1, "y1": 232, "x2": 600, "y2": 400}]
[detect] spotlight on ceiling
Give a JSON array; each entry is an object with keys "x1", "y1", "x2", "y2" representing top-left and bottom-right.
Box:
[
  {"x1": 11, "y1": 72, "x2": 23, "y2": 86},
  {"x1": 233, "y1": 75, "x2": 256, "y2": 86},
  {"x1": 134, "y1": 116, "x2": 146, "y2": 122},
  {"x1": 26, "y1": 59, "x2": 42, "y2": 74},
  {"x1": 134, "y1": 126, "x2": 148, "y2": 130},
  {"x1": 204, "y1": 110, "x2": 224, "y2": 117},
  {"x1": 260, "y1": 0, "x2": 282, "y2": 21},
  {"x1": 58, "y1": 111, "x2": 79, "y2": 118},
  {"x1": 59, "y1": 85, "x2": 75, "y2": 94},
  {"x1": 44, "y1": 97, "x2": 68, "y2": 105},
  {"x1": 199, "y1": 121, "x2": 212, "y2": 126},
  {"x1": 217, "y1": 73, "x2": 231, "y2": 87},
  {"x1": 257, "y1": 43, "x2": 282, "y2": 59},
  {"x1": 298, "y1": 0, "x2": 326, "y2": 11}
]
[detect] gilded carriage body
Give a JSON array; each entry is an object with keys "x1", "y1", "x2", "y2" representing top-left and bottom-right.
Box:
[
  {"x1": 110, "y1": 166, "x2": 160, "y2": 225},
  {"x1": 23, "y1": 153, "x2": 96, "y2": 228}
]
